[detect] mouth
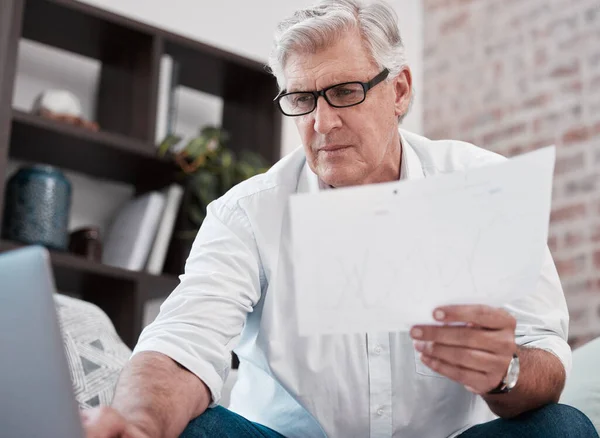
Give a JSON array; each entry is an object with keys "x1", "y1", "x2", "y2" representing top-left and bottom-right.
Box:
[{"x1": 318, "y1": 145, "x2": 350, "y2": 153}]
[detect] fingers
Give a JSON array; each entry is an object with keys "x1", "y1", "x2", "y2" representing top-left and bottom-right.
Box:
[
  {"x1": 419, "y1": 354, "x2": 496, "y2": 394},
  {"x1": 81, "y1": 406, "x2": 128, "y2": 438},
  {"x1": 433, "y1": 305, "x2": 516, "y2": 331},
  {"x1": 410, "y1": 306, "x2": 517, "y2": 393},
  {"x1": 414, "y1": 342, "x2": 509, "y2": 377},
  {"x1": 410, "y1": 325, "x2": 514, "y2": 354},
  {"x1": 411, "y1": 305, "x2": 517, "y2": 355}
]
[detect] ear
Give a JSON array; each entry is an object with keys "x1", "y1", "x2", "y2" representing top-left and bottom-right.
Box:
[{"x1": 393, "y1": 67, "x2": 413, "y2": 119}]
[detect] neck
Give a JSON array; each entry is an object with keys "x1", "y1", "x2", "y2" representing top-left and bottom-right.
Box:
[{"x1": 363, "y1": 133, "x2": 404, "y2": 185}]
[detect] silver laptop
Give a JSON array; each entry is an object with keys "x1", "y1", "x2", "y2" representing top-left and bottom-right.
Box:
[{"x1": 0, "y1": 246, "x2": 85, "y2": 438}]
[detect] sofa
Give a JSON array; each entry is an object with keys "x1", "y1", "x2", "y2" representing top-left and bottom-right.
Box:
[
  {"x1": 55, "y1": 294, "x2": 600, "y2": 433},
  {"x1": 54, "y1": 293, "x2": 239, "y2": 409}
]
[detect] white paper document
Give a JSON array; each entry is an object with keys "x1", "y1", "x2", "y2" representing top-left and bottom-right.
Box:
[{"x1": 289, "y1": 146, "x2": 556, "y2": 336}]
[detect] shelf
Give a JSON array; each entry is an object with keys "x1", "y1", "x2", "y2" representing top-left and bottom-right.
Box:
[
  {"x1": 21, "y1": 0, "x2": 155, "y2": 61},
  {"x1": 22, "y1": 0, "x2": 268, "y2": 73},
  {"x1": 0, "y1": 239, "x2": 179, "y2": 299},
  {"x1": 164, "y1": 38, "x2": 269, "y2": 97},
  {"x1": 9, "y1": 110, "x2": 178, "y2": 188}
]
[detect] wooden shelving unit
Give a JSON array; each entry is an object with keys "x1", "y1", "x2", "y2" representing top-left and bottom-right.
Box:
[
  {"x1": 10, "y1": 109, "x2": 178, "y2": 186},
  {"x1": 0, "y1": 0, "x2": 281, "y2": 348}
]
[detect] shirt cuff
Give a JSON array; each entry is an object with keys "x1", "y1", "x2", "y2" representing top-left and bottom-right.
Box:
[
  {"x1": 132, "y1": 340, "x2": 224, "y2": 408},
  {"x1": 516, "y1": 335, "x2": 573, "y2": 377}
]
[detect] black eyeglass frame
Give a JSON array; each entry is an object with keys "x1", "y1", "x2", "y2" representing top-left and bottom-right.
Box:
[{"x1": 275, "y1": 68, "x2": 390, "y2": 117}]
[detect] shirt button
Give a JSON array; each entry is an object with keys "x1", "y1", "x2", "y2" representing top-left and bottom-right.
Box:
[
  {"x1": 376, "y1": 407, "x2": 385, "y2": 416},
  {"x1": 373, "y1": 345, "x2": 382, "y2": 355}
]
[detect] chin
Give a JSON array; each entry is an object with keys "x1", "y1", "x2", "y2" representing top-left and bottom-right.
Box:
[
  {"x1": 320, "y1": 170, "x2": 360, "y2": 188},
  {"x1": 312, "y1": 155, "x2": 364, "y2": 187}
]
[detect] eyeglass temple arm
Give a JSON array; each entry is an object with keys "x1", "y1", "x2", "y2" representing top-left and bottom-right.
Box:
[{"x1": 364, "y1": 68, "x2": 390, "y2": 91}]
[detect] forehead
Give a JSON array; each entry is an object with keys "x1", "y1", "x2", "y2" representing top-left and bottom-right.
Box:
[{"x1": 282, "y1": 30, "x2": 377, "y2": 91}]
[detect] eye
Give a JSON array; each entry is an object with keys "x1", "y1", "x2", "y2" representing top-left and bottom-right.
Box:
[
  {"x1": 294, "y1": 95, "x2": 312, "y2": 103},
  {"x1": 332, "y1": 87, "x2": 358, "y2": 97},
  {"x1": 290, "y1": 94, "x2": 314, "y2": 107}
]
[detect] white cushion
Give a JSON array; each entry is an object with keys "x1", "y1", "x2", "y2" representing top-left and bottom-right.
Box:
[{"x1": 560, "y1": 337, "x2": 600, "y2": 434}]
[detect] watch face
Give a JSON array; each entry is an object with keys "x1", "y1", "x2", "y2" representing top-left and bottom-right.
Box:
[{"x1": 506, "y1": 355, "x2": 520, "y2": 389}]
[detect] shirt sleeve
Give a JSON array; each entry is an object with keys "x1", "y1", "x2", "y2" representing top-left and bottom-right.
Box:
[
  {"x1": 505, "y1": 247, "x2": 572, "y2": 376},
  {"x1": 132, "y1": 198, "x2": 262, "y2": 407}
]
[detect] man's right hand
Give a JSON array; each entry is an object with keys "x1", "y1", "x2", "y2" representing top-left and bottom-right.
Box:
[
  {"x1": 84, "y1": 352, "x2": 211, "y2": 438},
  {"x1": 81, "y1": 406, "x2": 150, "y2": 438}
]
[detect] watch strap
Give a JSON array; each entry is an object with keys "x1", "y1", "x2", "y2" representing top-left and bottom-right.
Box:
[{"x1": 487, "y1": 353, "x2": 519, "y2": 395}]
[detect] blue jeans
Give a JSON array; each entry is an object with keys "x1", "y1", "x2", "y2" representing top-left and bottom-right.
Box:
[
  {"x1": 180, "y1": 406, "x2": 285, "y2": 438},
  {"x1": 180, "y1": 403, "x2": 598, "y2": 438},
  {"x1": 458, "y1": 403, "x2": 598, "y2": 438}
]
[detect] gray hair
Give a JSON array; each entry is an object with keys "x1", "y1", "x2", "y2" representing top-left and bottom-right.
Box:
[{"x1": 268, "y1": 0, "x2": 408, "y2": 91}]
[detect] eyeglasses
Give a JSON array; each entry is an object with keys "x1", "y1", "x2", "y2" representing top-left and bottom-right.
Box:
[{"x1": 275, "y1": 69, "x2": 390, "y2": 117}]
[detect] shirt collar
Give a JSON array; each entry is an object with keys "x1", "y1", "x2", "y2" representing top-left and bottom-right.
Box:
[{"x1": 399, "y1": 132, "x2": 425, "y2": 181}]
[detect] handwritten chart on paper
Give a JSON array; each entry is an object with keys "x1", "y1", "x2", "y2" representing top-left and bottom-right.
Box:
[{"x1": 289, "y1": 147, "x2": 556, "y2": 336}]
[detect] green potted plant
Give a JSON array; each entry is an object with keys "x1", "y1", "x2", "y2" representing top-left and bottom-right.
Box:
[{"x1": 158, "y1": 126, "x2": 269, "y2": 241}]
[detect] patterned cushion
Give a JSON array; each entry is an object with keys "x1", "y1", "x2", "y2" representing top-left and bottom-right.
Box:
[{"x1": 54, "y1": 294, "x2": 131, "y2": 409}]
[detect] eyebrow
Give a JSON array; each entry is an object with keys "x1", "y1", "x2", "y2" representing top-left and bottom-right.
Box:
[{"x1": 284, "y1": 77, "x2": 361, "y2": 94}]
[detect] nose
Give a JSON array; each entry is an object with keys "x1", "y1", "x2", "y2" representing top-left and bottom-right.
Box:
[{"x1": 313, "y1": 96, "x2": 342, "y2": 135}]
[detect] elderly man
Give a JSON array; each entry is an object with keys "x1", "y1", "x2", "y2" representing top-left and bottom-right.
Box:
[{"x1": 84, "y1": 1, "x2": 598, "y2": 437}]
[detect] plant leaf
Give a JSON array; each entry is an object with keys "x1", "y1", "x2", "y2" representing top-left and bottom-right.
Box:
[
  {"x1": 157, "y1": 134, "x2": 182, "y2": 157},
  {"x1": 167, "y1": 126, "x2": 269, "y2": 235},
  {"x1": 236, "y1": 161, "x2": 257, "y2": 181},
  {"x1": 220, "y1": 149, "x2": 234, "y2": 169},
  {"x1": 185, "y1": 137, "x2": 210, "y2": 160}
]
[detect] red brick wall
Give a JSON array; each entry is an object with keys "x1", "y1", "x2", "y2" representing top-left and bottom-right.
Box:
[{"x1": 423, "y1": 0, "x2": 600, "y2": 346}]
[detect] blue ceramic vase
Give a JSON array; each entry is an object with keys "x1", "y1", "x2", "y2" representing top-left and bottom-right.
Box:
[{"x1": 2, "y1": 165, "x2": 72, "y2": 250}]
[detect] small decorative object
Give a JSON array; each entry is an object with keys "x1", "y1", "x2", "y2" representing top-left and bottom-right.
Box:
[
  {"x1": 158, "y1": 126, "x2": 269, "y2": 239},
  {"x1": 69, "y1": 226, "x2": 103, "y2": 262},
  {"x1": 2, "y1": 165, "x2": 72, "y2": 250},
  {"x1": 32, "y1": 89, "x2": 99, "y2": 131}
]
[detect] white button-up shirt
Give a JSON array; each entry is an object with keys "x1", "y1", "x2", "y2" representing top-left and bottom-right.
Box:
[{"x1": 134, "y1": 129, "x2": 571, "y2": 438}]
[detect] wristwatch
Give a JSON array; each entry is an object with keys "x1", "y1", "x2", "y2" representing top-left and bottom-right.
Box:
[{"x1": 487, "y1": 353, "x2": 520, "y2": 394}]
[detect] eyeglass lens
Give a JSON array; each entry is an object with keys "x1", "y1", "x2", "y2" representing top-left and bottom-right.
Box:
[{"x1": 279, "y1": 82, "x2": 365, "y2": 115}]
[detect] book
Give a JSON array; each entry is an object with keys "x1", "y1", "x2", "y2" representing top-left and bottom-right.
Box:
[
  {"x1": 102, "y1": 192, "x2": 166, "y2": 271},
  {"x1": 155, "y1": 55, "x2": 173, "y2": 146},
  {"x1": 145, "y1": 184, "x2": 184, "y2": 275},
  {"x1": 167, "y1": 59, "x2": 180, "y2": 137}
]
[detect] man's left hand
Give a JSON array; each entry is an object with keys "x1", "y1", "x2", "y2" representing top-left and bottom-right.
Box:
[{"x1": 410, "y1": 305, "x2": 517, "y2": 395}]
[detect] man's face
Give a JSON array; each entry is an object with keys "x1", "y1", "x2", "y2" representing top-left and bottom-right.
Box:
[{"x1": 283, "y1": 29, "x2": 412, "y2": 187}]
